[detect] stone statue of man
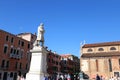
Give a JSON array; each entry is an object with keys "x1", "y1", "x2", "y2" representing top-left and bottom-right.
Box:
[{"x1": 37, "y1": 23, "x2": 45, "y2": 46}]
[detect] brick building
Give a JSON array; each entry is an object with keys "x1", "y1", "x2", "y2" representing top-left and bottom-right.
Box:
[
  {"x1": 0, "y1": 30, "x2": 36, "y2": 80},
  {"x1": 17, "y1": 28, "x2": 80, "y2": 78},
  {"x1": 47, "y1": 51, "x2": 61, "y2": 75},
  {"x1": 80, "y1": 41, "x2": 120, "y2": 79},
  {"x1": 0, "y1": 29, "x2": 80, "y2": 80},
  {"x1": 47, "y1": 52, "x2": 80, "y2": 77},
  {"x1": 61, "y1": 54, "x2": 80, "y2": 74},
  {"x1": 17, "y1": 32, "x2": 36, "y2": 49}
]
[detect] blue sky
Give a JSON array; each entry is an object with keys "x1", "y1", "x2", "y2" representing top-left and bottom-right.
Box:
[{"x1": 0, "y1": 0, "x2": 120, "y2": 57}]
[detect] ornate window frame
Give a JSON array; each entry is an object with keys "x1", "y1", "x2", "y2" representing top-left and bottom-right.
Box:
[
  {"x1": 87, "y1": 48, "x2": 93, "y2": 52},
  {"x1": 110, "y1": 47, "x2": 116, "y2": 51},
  {"x1": 98, "y1": 48, "x2": 104, "y2": 51}
]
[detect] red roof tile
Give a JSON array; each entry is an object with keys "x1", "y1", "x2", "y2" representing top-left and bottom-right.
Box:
[{"x1": 82, "y1": 41, "x2": 120, "y2": 48}]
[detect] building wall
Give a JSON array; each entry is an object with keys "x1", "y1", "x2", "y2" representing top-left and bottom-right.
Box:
[
  {"x1": 47, "y1": 51, "x2": 61, "y2": 75},
  {"x1": 82, "y1": 45, "x2": 120, "y2": 54},
  {"x1": 0, "y1": 30, "x2": 34, "y2": 80},
  {"x1": 47, "y1": 53, "x2": 80, "y2": 76},
  {"x1": 17, "y1": 33, "x2": 37, "y2": 49},
  {"x1": 17, "y1": 34, "x2": 31, "y2": 41},
  {"x1": 61, "y1": 54, "x2": 80, "y2": 74},
  {"x1": 81, "y1": 43, "x2": 120, "y2": 79}
]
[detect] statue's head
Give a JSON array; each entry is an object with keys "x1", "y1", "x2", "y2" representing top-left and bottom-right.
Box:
[
  {"x1": 39, "y1": 23, "x2": 44, "y2": 30},
  {"x1": 40, "y1": 23, "x2": 44, "y2": 27}
]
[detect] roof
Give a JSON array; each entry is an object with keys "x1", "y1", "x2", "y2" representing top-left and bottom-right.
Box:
[
  {"x1": 82, "y1": 41, "x2": 120, "y2": 48},
  {"x1": 81, "y1": 52, "x2": 120, "y2": 58},
  {"x1": 60, "y1": 54, "x2": 74, "y2": 58},
  {"x1": 0, "y1": 29, "x2": 30, "y2": 42},
  {"x1": 17, "y1": 32, "x2": 35, "y2": 35}
]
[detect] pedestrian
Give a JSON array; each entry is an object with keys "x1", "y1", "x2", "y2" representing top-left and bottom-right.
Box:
[
  {"x1": 20, "y1": 75, "x2": 24, "y2": 80},
  {"x1": 45, "y1": 76, "x2": 48, "y2": 80},
  {"x1": 67, "y1": 74, "x2": 71, "y2": 80},
  {"x1": 60, "y1": 74, "x2": 64, "y2": 80},
  {"x1": 100, "y1": 75, "x2": 104, "y2": 80},
  {"x1": 56, "y1": 74, "x2": 60, "y2": 80},
  {"x1": 96, "y1": 74, "x2": 100, "y2": 80},
  {"x1": 42, "y1": 76, "x2": 45, "y2": 80},
  {"x1": 48, "y1": 76, "x2": 51, "y2": 80},
  {"x1": 118, "y1": 76, "x2": 120, "y2": 80}
]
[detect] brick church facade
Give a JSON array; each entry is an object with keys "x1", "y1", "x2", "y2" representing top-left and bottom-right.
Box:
[{"x1": 80, "y1": 41, "x2": 120, "y2": 79}]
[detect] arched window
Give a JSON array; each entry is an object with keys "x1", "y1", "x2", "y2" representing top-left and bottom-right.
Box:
[
  {"x1": 4, "y1": 46, "x2": 8, "y2": 54},
  {"x1": 96, "y1": 60, "x2": 98, "y2": 72},
  {"x1": 119, "y1": 59, "x2": 120, "y2": 65},
  {"x1": 1, "y1": 60, "x2": 5, "y2": 68},
  {"x1": 6, "y1": 35, "x2": 9, "y2": 41},
  {"x1": 10, "y1": 72, "x2": 13, "y2": 77},
  {"x1": 87, "y1": 48, "x2": 93, "y2": 52},
  {"x1": 109, "y1": 59, "x2": 112, "y2": 72},
  {"x1": 98, "y1": 48, "x2": 104, "y2": 51},
  {"x1": 3, "y1": 44, "x2": 8, "y2": 54},
  {"x1": 110, "y1": 47, "x2": 116, "y2": 50}
]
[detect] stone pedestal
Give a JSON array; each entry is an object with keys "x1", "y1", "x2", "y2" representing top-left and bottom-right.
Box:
[{"x1": 26, "y1": 46, "x2": 48, "y2": 80}]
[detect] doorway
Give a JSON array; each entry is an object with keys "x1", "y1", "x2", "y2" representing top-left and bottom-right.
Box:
[{"x1": 3, "y1": 72, "x2": 7, "y2": 80}]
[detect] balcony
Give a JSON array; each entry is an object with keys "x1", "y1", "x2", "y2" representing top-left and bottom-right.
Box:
[
  {"x1": 0, "y1": 66, "x2": 8, "y2": 70},
  {"x1": 10, "y1": 53, "x2": 21, "y2": 59},
  {"x1": 16, "y1": 55, "x2": 21, "y2": 59},
  {"x1": 10, "y1": 53, "x2": 14, "y2": 58}
]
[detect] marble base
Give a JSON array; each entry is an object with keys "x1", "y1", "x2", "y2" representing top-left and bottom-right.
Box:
[
  {"x1": 26, "y1": 72, "x2": 48, "y2": 80},
  {"x1": 26, "y1": 46, "x2": 48, "y2": 80}
]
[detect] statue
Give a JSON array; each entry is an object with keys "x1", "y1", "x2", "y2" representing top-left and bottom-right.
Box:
[
  {"x1": 26, "y1": 23, "x2": 48, "y2": 80},
  {"x1": 33, "y1": 23, "x2": 45, "y2": 47}
]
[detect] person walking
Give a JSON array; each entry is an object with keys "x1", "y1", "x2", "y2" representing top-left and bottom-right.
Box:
[
  {"x1": 100, "y1": 75, "x2": 105, "y2": 80},
  {"x1": 96, "y1": 74, "x2": 100, "y2": 80},
  {"x1": 67, "y1": 74, "x2": 71, "y2": 80}
]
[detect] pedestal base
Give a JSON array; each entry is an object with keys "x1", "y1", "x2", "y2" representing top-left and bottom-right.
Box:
[
  {"x1": 26, "y1": 72, "x2": 48, "y2": 80},
  {"x1": 26, "y1": 46, "x2": 48, "y2": 80}
]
